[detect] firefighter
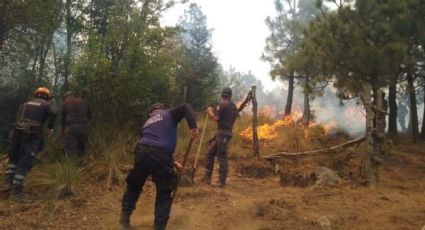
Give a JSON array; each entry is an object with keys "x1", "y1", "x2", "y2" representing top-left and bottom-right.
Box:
[
  {"x1": 202, "y1": 87, "x2": 238, "y2": 188},
  {"x1": 62, "y1": 91, "x2": 91, "y2": 159},
  {"x1": 119, "y1": 103, "x2": 198, "y2": 230},
  {"x1": 0, "y1": 87, "x2": 57, "y2": 201}
]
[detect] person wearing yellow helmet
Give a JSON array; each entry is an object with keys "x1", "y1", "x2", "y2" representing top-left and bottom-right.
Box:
[
  {"x1": 0, "y1": 87, "x2": 57, "y2": 201},
  {"x1": 32, "y1": 87, "x2": 51, "y2": 100}
]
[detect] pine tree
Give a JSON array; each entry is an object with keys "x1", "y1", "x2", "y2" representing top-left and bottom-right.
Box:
[{"x1": 176, "y1": 3, "x2": 219, "y2": 109}]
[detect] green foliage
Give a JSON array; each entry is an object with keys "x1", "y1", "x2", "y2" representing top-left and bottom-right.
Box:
[
  {"x1": 73, "y1": 0, "x2": 181, "y2": 124},
  {"x1": 264, "y1": 0, "x2": 327, "y2": 122},
  {"x1": 305, "y1": 0, "x2": 422, "y2": 96},
  {"x1": 89, "y1": 126, "x2": 134, "y2": 189},
  {"x1": 36, "y1": 160, "x2": 82, "y2": 199},
  {"x1": 175, "y1": 3, "x2": 220, "y2": 109}
]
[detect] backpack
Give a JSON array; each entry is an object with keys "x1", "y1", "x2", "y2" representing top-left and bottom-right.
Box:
[{"x1": 16, "y1": 103, "x2": 41, "y2": 134}]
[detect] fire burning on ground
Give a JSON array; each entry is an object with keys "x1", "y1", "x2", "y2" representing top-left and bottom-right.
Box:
[{"x1": 240, "y1": 110, "x2": 337, "y2": 141}]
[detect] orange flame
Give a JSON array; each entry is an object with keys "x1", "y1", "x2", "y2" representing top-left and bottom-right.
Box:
[
  {"x1": 240, "y1": 110, "x2": 303, "y2": 141},
  {"x1": 240, "y1": 110, "x2": 338, "y2": 141}
]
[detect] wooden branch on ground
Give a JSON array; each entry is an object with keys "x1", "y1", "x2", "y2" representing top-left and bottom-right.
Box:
[{"x1": 262, "y1": 136, "x2": 366, "y2": 160}]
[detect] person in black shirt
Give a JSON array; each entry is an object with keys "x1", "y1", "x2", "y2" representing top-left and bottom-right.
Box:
[
  {"x1": 202, "y1": 87, "x2": 238, "y2": 188},
  {"x1": 119, "y1": 103, "x2": 198, "y2": 230},
  {"x1": 62, "y1": 91, "x2": 91, "y2": 159},
  {"x1": 0, "y1": 87, "x2": 57, "y2": 201}
]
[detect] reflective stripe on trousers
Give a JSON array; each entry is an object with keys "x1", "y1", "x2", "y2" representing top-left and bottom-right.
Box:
[{"x1": 13, "y1": 174, "x2": 26, "y2": 185}]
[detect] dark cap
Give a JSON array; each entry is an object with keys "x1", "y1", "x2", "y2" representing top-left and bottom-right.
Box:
[
  {"x1": 221, "y1": 87, "x2": 232, "y2": 97},
  {"x1": 149, "y1": 103, "x2": 165, "y2": 115}
]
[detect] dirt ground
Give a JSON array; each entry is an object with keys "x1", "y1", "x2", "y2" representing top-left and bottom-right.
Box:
[{"x1": 1, "y1": 141, "x2": 425, "y2": 230}]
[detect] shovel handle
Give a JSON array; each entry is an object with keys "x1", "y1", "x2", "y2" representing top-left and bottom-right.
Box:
[
  {"x1": 193, "y1": 115, "x2": 209, "y2": 169},
  {"x1": 171, "y1": 138, "x2": 194, "y2": 199}
]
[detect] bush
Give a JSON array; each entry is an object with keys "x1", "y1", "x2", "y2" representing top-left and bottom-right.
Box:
[
  {"x1": 35, "y1": 160, "x2": 82, "y2": 199},
  {"x1": 90, "y1": 129, "x2": 134, "y2": 190},
  {"x1": 277, "y1": 125, "x2": 311, "y2": 152},
  {"x1": 306, "y1": 124, "x2": 328, "y2": 146}
]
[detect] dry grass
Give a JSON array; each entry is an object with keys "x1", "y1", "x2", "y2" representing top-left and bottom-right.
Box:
[
  {"x1": 89, "y1": 131, "x2": 134, "y2": 190},
  {"x1": 34, "y1": 160, "x2": 83, "y2": 199}
]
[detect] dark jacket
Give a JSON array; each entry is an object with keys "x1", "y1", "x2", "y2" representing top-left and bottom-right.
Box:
[
  {"x1": 214, "y1": 99, "x2": 238, "y2": 133},
  {"x1": 62, "y1": 97, "x2": 91, "y2": 126},
  {"x1": 15, "y1": 98, "x2": 56, "y2": 133}
]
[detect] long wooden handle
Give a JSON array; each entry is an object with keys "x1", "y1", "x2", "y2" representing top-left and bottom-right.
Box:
[
  {"x1": 193, "y1": 115, "x2": 209, "y2": 169},
  {"x1": 181, "y1": 138, "x2": 194, "y2": 169},
  {"x1": 171, "y1": 138, "x2": 194, "y2": 200}
]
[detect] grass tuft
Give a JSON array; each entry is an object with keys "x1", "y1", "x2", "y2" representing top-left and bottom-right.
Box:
[{"x1": 36, "y1": 160, "x2": 82, "y2": 199}]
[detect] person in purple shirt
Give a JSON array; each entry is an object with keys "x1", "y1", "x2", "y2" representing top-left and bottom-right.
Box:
[{"x1": 119, "y1": 103, "x2": 198, "y2": 230}]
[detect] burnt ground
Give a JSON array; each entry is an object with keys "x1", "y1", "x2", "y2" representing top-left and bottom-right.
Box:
[{"x1": 0, "y1": 142, "x2": 425, "y2": 230}]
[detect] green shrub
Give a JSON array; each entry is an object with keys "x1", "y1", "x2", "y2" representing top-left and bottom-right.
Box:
[
  {"x1": 36, "y1": 160, "x2": 82, "y2": 199},
  {"x1": 90, "y1": 131, "x2": 134, "y2": 190}
]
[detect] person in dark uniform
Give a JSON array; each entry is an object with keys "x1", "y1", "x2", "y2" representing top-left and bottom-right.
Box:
[
  {"x1": 62, "y1": 91, "x2": 91, "y2": 159},
  {"x1": 119, "y1": 103, "x2": 198, "y2": 230},
  {"x1": 0, "y1": 87, "x2": 57, "y2": 200},
  {"x1": 202, "y1": 87, "x2": 238, "y2": 188}
]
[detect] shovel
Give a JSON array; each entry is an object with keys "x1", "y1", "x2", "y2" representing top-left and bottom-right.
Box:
[{"x1": 171, "y1": 138, "x2": 194, "y2": 202}]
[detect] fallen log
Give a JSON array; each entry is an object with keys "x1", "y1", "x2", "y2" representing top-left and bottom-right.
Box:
[{"x1": 262, "y1": 136, "x2": 366, "y2": 160}]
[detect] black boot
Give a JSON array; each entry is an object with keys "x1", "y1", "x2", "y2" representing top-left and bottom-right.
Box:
[
  {"x1": 119, "y1": 210, "x2": 133, "y2": 230},
  {"x1": 0, "y1": 178, "x2": 12, "y2": 193},
  {"x1": 154, "y1": 224, "x2": 166, "y2": 230},
  {"x1": 9, "y1": 184, "x2": 30, "y2": 203},
  {"x1": 218, "y1": 177, "x2": 226, "y2": 188}
]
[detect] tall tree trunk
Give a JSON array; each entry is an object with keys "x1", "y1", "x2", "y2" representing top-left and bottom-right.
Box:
[
  {"x1": 251, "y1": 86, "x2": 260, "y2": 159},
  {"x1": 388, "y1": 82, "x2": 398, "y2": 136},
  {"x1": 421, "y1": 83, "x2": 425, "y2": 140},
  {"x1": 284, "y1": 73, "x2": 294, "y2": 117},
  {"x1": 362, "y1": 84, "x2": 379, "y2": 187},
  {"x1": 406, "y1": 73, "x2": 419, "y2": 141},
  {"x1": 302, "y1": 91, "x2": 310, "y2": 126},
  {"x1": 63, "y1": 0, "x2": 72, "y2": 91},
  {"x1": 38, "y1": 33, "x2": 54, "y2": 83},
  {"x1": 31, "y1": 45, "x2": 40, "y2": 77},
  {"x1": 52, "y1": 43, "x2": 59, "y2": 92},
  {"x1": 0, "y1": 24, "x2": 8, "y2": 51},
  {"x1": 0, "y1": 37, "x2": 4, "y2": 50}
]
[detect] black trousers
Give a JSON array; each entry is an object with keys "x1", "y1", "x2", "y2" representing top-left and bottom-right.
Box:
[
  {"x1": 64, "y1": 124, "x2": 89, "y2": 157},
  {"x1": 205, "y1": 131, "x2": 232, "y2": 185},
  {"x1": 5, "y1": 129, "x2": 40, "y2": 187},
  {"x1": 121, "y1": 144, "x2": 175, "y2": 228}
]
